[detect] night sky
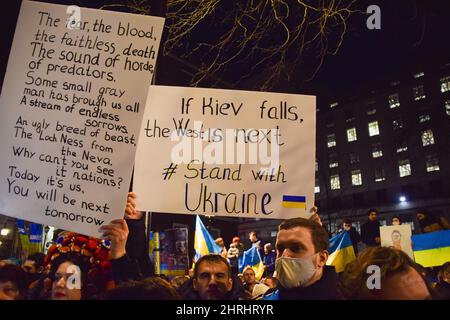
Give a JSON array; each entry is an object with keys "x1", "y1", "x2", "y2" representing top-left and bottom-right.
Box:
[{"x1": 2, "y1": 0, "x2": 450, "y2": 100}]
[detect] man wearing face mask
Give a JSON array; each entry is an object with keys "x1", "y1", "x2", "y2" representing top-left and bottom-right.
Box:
[{"x1": 263, "y1": 217, "x2": 343, "y2": 300}]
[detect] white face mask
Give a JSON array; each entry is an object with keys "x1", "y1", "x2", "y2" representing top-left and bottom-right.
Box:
[{"x1": 275, "y1": 254, "x2": 318, "y2": 288}]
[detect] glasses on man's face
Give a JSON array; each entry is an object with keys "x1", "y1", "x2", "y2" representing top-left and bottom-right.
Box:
[{"x1": 344, "y1": 224, "x2": 351, "y2": 228}]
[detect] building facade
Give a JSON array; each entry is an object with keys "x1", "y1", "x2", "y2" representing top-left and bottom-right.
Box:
[
  {"x1": 239, "y1": 62, "x2": 450, "y2": 239},
  {"x1": 314, "y1": 62, "x2": 450, "y2": 234}
]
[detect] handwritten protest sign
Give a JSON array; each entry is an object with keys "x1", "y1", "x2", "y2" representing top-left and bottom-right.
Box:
[
  {"x1": 0, "y1": 1, "x2": 164, "y2": 237},
  {"x1": 380, "y1": 225, "x2": 414, "y2": 260},
  {"x1": 134, "y1": 86, "x2": 316, "y2": 219}
]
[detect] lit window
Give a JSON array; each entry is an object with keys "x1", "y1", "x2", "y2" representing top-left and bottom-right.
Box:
[
  {"x1": 392, "y1": 119, "x2": 403, "y2": 130},
  {"x1": 374, "y1": 168, "x2": 386, "y2": 182},
  {"x1": 389, "y1": 94, "x2": 400, "y2": 108},
  {"x1": 327, "y1": 133, "x2": 336, "y2": 148},
  {"x1": 445, "y1": 100, "x2": 450, "y2": 115},
  {"x1": 329, "y1": 154, "x2": 339, "y2": 168},
  {"x1": 441, "y1": 76, "x2": 450, "y2": 93},
  {"x1": 414, "y1": 72, "x2": 425, "y2": 79},
  {"x1": 367, "y1": 108, "x2": 377, "y2": 115},
  {"x1": 396, "y1": 141, "x2": 408, "y2": 153},
  {"x1": 347, "y1": 128, "x2": 357, "y2": 142},
  {"x1": 350, "y1": 152, "x2": 360, "y2": 164},
  {"x1": 426, "y1": 154, "x2": 440, "y2": 172},
  {"x1": 419, "y1": 114, "x2": 431, "y2": 123},
  {"x1": 372, "y1": 143, "x2": 383, "y2": 158},
  {"x1": 330, "y1": 102, "x2": 339, "y2": 108},
  {"x1": 368, "y1": 121, "x2": 380, "y2": 136},
  {"x1": 330, "y1": 174, "x2": 340, "y2": 190},
  {"x1": 315, "y1": 160, "x2": 318, "y2": 172},
  {"x1": 315, "y1": 186, "x2": 321, "y2": 193},
  {"x1": 413, "y1": 85, "x2": 426, "y2": 101},
  {"x1": 421, "y1": 129, "x2": 435, "y2": 146},
  {"x1": 398, "y1": 160, "x2": 412, "y2": 177},
  {"x1": 351, "y1": 170, "x2": 362, "y2": 186}
]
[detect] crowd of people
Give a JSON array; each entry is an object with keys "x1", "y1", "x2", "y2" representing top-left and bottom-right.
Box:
[{"x1": 1, "y1": 193, "x2": 449, "y2": 300}]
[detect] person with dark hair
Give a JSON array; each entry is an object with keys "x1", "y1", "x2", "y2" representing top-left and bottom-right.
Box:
[
  {"x1": 416, "y1": 210, "x2": 450, "y2": 233},
  {"x1": 177, "y1": 254, "x2": 248, "y2": 300},
  {"x1": 29, "y1": 233, "x2": 115, "y2": 300},
  {"x1": 392, "y1": 216, "x2": 402, "y2": 226},
  {"x1": 342, "y1": 219, "x2": 361, "y2": 255},
  {"x1": 340, "y1": 247, "x2": 433, "y2": 299},
  {"x1": 22, "y1": 253, "x2": 45, "y2": 274},
  {"x1": 249, "y1": 231, "x2": 261, "y2": 249},
  {"x1": 49, "y1": 253, "x2": 90, "y2": 300},
  {"x1": 361, "y1": 209, "x2": 381, "y2": 247},
  {"x1": 101, "y1": 277, "x2": 180, "y2": 300},
  {"x1": 22, "y1": 252, "x2": 46, "y2": 288},
  {"x1": 264, "y1": 217, "x2": 343, "y2": 300},
  {"x1": 0, "y1": 264, "x2": 27, "y2": 300}
]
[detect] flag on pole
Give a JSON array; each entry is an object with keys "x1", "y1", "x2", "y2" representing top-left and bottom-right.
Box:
[
  {"x1": 194, "y1": 215, "x2": 222, "y2": 262},
  {"x1": 239, "y1": 246, "x2": 265, "y2": 281},
  {"x1": 326, "y1": 231, "x2": 356, "y2": 273}
]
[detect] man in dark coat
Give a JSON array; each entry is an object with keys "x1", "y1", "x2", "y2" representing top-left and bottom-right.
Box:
[
  {"x1": 263, "y1": 217, "x2": 344, "y2": 300},
  {"x1": 361, "y1": 209, "x2": 381, "y2": 247},
  {"x1": 342, "y1": 219, "x2": 361, "y2": 255}
]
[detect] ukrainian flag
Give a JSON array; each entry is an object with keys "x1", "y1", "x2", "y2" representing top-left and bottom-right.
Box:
[
  {"x1": 238, "y1": 246, "x2": 265, "y2": 281},
  {"x1": 326, "y1": 231, "x2": 356, "y2": 273},
  {"x1": 282, "y1": 195, "x2": 306, "y2": 209},
  {"x1": 194, "y1": 215, "x2": 222, "y2": 261},
  {"x1": 412, "y1": 230, "x2": 450, "y2": 267}
]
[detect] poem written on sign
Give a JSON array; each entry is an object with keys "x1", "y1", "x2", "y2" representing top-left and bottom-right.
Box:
[{"x1": 0, "y1": 1, "x2": 164, "y2": 234}]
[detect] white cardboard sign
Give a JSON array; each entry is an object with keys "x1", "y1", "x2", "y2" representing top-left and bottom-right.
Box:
[
  {"x1": 380, "y1": 225, "x2": 414, "y2": 260},
  {"x1": 0, "y1": 1, "x2": 164, "y2": 237},
  {"x1": 134, "y1": 85, "x2": 316, "y2": 220}
]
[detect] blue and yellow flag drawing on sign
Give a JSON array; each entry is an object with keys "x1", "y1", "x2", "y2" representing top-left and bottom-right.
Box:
[
  {"x1": 239, "y1": 246, "x2": 265, "y2": 280},
  {"x1": 412, "y1": 230, "x2": 450, "y2": 267},
  {"x1": 326, "y1": 231, "x2": 356, "y2": 273},
  {"x1": 194, "y1": 215, "x2": 222, "y2": 262},
  {"x1": 282, "y1": 195, "x2": 306, "y2": 209}
]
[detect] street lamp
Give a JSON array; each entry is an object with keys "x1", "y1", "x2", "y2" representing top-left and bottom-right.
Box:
[{"x1": 399, "y1": 196, "x2": 406, "y2": 203}]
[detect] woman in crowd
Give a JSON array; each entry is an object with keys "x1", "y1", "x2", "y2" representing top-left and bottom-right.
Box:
[
  {"x1": 29, "y1": 233, "x2": 114, "y2": 300},
  {"x1": 0, "y1": 264, "x2": 27, "y2": 300}
]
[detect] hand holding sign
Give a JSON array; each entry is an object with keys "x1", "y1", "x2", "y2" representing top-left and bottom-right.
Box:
[
  {"x1": 99, "y1": 219, "x2": 128, "y2": 260},
  {"x1": 124, "y1": 191, "x2": 142, "y2": 220}
]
